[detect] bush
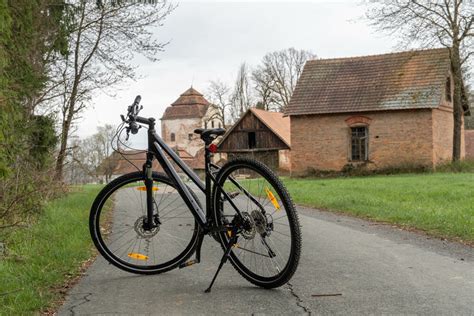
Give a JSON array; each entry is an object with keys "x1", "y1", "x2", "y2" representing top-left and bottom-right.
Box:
[
  {"x1": 436, "y1": 159, "x2": 474, "y2": 173},
  {"x1": 295, "y1": 160, "x2": 474, "y2": 179},
  {"x1": 0, "y1": 166, "x2": 62, "y2": 230}
]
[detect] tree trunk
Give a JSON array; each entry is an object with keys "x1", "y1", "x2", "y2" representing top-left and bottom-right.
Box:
[
  {"x1": 450, "y1": 43, "x2": 464, "y2": 162},
  {"x1": 54, "y1": 116, "x2": 71, "y2": 181},
  {"x1": 54, "y1": 82, "x2": 79, "y2": 180}
]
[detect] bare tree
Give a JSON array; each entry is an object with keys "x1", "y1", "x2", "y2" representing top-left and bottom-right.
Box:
[
  {"x1": 207, "y1": 80, "x2": 232, "y2": 126},
  {"x1": 365, "y1": 0, "x2": 473, "y2": 161},
  {"x1": 252, "y1": 48, "x2": 316, "y2": 112},
  {"x1": 64, "y1": 136, "x2": 94, "y2": 184},
  {"x1": 231, "y1": 62, "x2": 254, "y2": 121},
  {"x1": 93, "y1": 124, "x2": 117, "y2": 183},
  {"x1": 44, "y1": 0, "x2": 174, "y2": 180},
  {"x1": 64, "y1": 124, "x2": 118, "y2": 184}
]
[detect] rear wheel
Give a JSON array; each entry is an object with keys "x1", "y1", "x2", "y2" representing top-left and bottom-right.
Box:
[
  {"x1": 89, "y1": 171, "x2": 200, "y2": 274},
  {"x1": 212, "y1": 158, "x2": 302, "y2": 288}
]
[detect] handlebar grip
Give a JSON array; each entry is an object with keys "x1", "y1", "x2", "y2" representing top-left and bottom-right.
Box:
[{"x1": 133, "y1": 95, "x2": 141, "y2": 106}]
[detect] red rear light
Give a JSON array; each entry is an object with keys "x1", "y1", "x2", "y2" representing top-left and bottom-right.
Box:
[{"x1": 208, "y1": 143, "x2": 218, "y2": 153}]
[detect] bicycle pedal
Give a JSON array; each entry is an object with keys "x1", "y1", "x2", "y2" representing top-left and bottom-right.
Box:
[{"x1": 179, "y1": 259, "x2": 199, "y2": 269}]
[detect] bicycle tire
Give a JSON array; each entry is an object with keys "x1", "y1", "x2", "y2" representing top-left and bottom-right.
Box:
[
  {"x1": 89, "y1": 171, "x2": 201, "y2": 274},
  {"x1": 212, "y1": 158, "x2": 302, "y2": 288}
]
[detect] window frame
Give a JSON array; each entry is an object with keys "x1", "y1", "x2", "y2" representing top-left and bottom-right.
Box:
[{"x1": 350, "y1": 126, "x2": 369, "y2": 162}]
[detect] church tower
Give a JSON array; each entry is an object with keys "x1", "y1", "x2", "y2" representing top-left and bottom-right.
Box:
[{"x1": 161, "y1": 87, "x2": 221, "y2": 157}]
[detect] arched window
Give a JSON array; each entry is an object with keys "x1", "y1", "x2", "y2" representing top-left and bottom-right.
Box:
[
  {"x1": 218, "y1": 122, "x2": 221, "y2": 128},
  {"x1": 211, "y1": 120, "x2": 215, "y2": 128},
  {"x1": 351, "y1": 126, "x2": 368, "y2": 161},
  {"x1": 170, "y1": 133, "x2": 175, "y2": 142}
]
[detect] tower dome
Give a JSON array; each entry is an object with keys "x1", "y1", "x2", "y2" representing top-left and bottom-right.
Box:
[{"x1": 162, "y1": 87, "x2": 210, "y2": 120}]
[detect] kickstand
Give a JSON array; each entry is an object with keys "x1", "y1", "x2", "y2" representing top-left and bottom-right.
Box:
[{"x1": 204, "y1": 232, "x2": 238, "y2": 293}]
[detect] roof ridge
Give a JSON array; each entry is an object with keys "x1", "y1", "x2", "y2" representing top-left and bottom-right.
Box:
[
  {"x1": 181, "y1": 86, "x2": 203, "y2": 96},
  {"x1": 250, "y1": 107, "x2": 282, "y2": 115},
  {"x1": 307, "y1": 47, "x2": 448, "y2": 63}
]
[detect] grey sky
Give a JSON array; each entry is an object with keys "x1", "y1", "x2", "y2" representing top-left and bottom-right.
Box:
[{"x1": 79, "y1": 0, "x2": 397, "y2": 144}]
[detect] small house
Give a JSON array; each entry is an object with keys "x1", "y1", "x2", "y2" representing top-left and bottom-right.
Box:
[
  {"x1": 285, "y1": 48, "x2": 470, "y2": 174},
  {"x1": 217, "y1": 108, "x2": 290, "y2": 171}
]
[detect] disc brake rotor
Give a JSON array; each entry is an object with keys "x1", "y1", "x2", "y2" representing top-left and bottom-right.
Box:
[
  {"x1": 240, "y1": 212, "x2": 256, "y2": 240},
  {"x1": 134, "y1": 215, "x2": 160, "y2": 239},
  {"x1": 251, "y1": 210, "x2": 269, "y2": 235}
]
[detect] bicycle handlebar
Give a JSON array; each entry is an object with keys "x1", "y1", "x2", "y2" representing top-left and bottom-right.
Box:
[
  {"x1": 123, "y1": 95, "x2": 144, "y2": 138},
  {"x1": 133, "y1": 95, "x2": 141, "y2": 106},
  {"x1": 127, "y1": 95, "x2": 142, "y2": 119}
]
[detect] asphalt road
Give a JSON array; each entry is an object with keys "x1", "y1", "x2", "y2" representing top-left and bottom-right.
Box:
[{"x1": 58, "y1": 190, "x2": 474, "y2": 315}]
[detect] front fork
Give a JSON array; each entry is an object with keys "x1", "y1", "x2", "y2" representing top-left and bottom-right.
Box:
[{"x1": 143, "y1": 161, "x2": 156, "y2": 230}]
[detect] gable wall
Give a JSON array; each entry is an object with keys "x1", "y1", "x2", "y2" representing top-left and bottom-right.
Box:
[
  {"x1": 219, "y1": 112, "x2": 288, "y2": 152},
  {"x1": 161, "y1": 117, "x2": 203, "y2": 156}
]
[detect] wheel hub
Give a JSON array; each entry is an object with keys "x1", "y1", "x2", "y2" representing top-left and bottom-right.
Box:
[
  {"x1": 251, "y1": 210, "x2": 268, "y2": 235},
  {"x1": 240, "y1": 212, "x2": 256, "y2": 240},
  {"x1": 134, "y1": 215, "x2": 160, "y2": 238}
]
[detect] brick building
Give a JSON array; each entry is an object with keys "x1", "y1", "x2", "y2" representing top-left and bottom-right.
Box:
[
  {"x1": 285, "y1": 48, "x2": 471, "y2": 174},
  {"x1": 161, "y1": 87, "x2": 221, "y2": 156}
]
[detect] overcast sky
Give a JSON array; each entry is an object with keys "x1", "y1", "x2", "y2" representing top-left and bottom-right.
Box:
[{"x1": 78, "y1": 0, "x2": 398, "y2": 145}]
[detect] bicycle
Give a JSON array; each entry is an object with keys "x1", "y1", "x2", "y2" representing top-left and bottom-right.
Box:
[{"x1": 89, "y1": 96, "x2": 302, "y2": 292}]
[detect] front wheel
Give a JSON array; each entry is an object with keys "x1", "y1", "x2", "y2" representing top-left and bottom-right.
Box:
[
  {"x1": 89, "y1": 171, "x2": 200, "y2": 274},
  {"x1": 212, "y1": 158, "x2": 302, "y2": 288}
]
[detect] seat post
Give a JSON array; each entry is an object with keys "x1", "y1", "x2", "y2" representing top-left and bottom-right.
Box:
[{"x1": 204, "y1": 141, "x2": 212, "y2": 219}]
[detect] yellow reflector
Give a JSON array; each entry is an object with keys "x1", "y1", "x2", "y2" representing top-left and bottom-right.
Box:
[
  {"x1": 128, "y1": 253, "x2": 149, "y2": 260},
  {"x1": 265, "y1": 187, "x2": 280, "y2": 210},
  {"x1": 227, "y1": 230, "x2": 232, "y2": 237},
  {"x1": 136, "y1": 186, "x2": 159, "y2": 191}
]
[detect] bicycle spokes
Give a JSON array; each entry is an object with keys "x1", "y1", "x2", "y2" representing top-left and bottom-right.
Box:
[{"x1": 216, "y1": 166, "x2": 294, "y2": 280}]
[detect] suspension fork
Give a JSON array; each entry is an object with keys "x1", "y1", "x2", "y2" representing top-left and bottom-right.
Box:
[{"x1": 143, "y1": 152, "x2": 155, "y2": 230}]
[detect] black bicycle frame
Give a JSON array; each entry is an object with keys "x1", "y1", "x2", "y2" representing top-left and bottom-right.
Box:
[{"x1": 136, "y1": 116, "x2": 245, "y2": 231}]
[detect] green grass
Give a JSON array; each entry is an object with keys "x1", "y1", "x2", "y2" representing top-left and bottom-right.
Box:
[
  {"x1": 0, "y1": 185, "x2": 103, "y2": 314},
  {"x1": 282, "y1": 173, "x2": 474, "y2": 242}
]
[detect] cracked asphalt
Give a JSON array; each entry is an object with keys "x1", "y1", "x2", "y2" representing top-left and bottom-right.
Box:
[{"x1": 58, "y1": 205, "x2": 474, "y2": 315}]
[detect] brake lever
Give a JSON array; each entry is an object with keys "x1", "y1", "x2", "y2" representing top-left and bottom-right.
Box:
[{"x1": 125, "y1": 126, "x2": 131, "y2": 141}]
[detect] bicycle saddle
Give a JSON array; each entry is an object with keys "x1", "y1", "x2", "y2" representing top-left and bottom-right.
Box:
[{"x1": 194, "y1": 128, "x2": 226, "y2": 144}]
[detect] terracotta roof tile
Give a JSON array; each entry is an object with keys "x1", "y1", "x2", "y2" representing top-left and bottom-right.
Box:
[
  {"x1": 250, "y1": 108, "x2": 291, "y2": 146},
  {"x1": 162, "y1": 87, "x2": 210, "y2": 120},
  {"x1": 285, "y1": 48, "x2": 451, "y2": 116}
]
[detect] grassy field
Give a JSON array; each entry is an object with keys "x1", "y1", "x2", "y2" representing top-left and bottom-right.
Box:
[
  {"x1": 0, "y1": 185, "x2": 102, "y2": 314},
  {"x1": 282, "y1": 173, "x2": 474, "y2": 242}
]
